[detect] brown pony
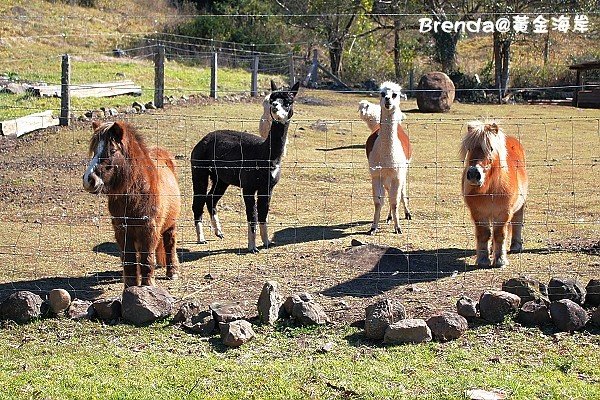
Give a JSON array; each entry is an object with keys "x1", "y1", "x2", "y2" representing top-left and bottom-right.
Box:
[
  {"x1": 460, "y1": 121, "x2": 528, "y2": 268},
  {"x1": 83, "y1": 121, "x2": 181, "y2": 287}
]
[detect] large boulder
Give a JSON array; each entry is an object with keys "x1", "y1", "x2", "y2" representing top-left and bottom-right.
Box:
[
  {"x1": 384, "y1": 319, "x2": 432, "y2": 344},
  {"x1": 517, "y1": 300, "x2": 552, "y2": 327},
  {"x1": 283, "y1": 293, "x2": 313, "y2": 316},
  {"x1": 92, "y1": 298, "x2": 121, "y2": 321},
  {"x1": 67, "y1": 299, "x2": 95, "y2": 320},
  {"x1": 364, "y1": 299, "x2": 406, "y2": 340},
  {"x1": 585, "y1": 279, "x2": 600, "y2": 306},
  {"x1": 502, "y1": 276, "x2": 549, "y2": 305},
  {"x1": 221, "y1": 320, "x2": 256, "y2": 347},
  {"x1": 548, "y1": 277, "x2": 586, "y2": 305},
  {"x1": 591, "y1": 307, "x2": 600, "y2": 327},
  {"x1": 416, "y1": 72, "x2": 455, "y2": 112},
  {"x1": 292, "y1": 300, "x2": 330, "y2": 326},
  {"x1": 426, "y1": 312, "x2": 468, "y2": 341},
  {"x1": 173, "y1": 299, "x2": 215, "y2": 335},
  {"x1": 121, "y1": 286, "x2": 174, "y2": 326},
  {"x1": 0, "y1": 291, "x2": 43, "y2": 323},
  {"x1": 210, "y1": 301, "x2": 245, "y2": 324},
  {"x1": 549, "y1": 299, "x2": 589, "y2": 332},
  {"x1": 478, "y1": 291, "x2": 520, "y2": 323},
  {"x1": 257, "y1": 281, "x2": 283, "y2": 325}
]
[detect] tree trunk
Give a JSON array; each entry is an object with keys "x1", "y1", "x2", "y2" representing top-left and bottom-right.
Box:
[
  {"x1": 394, "y1": 19, "x2": 402, "y2": 81},
  {"x1": 432, "y1": 30, "x2": 458, "y2": 73},
  {"x1": 328, "y1": 39, "x2": 343, "y2": 77},
  {"x1": 493, "y1": 32, "x2": 502, "y2": 104},
  {"x1": 501, "y1": 39, "x2": 511, "y2": 98}
]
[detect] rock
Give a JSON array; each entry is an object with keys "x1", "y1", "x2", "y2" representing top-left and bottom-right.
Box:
[
  {"x1": 172, "y1": 299, "x2": 204, "y2": 324},
  {"x1": 283, "y1": 293, "x2": 313, "y2": 316},
  {"x1": 426, "y1": 312, "x2": 468, "y2": 341},
  {"x1": 257, "y1": 281, "x2": 283, "y2": 325},
  {"x1": 221, "y1": 320, "x2": 255, "y2": 347},
  {"x1": 351, "y1": 238, "x2": 366, "y2": 246},
  {"x1": 384, "y1": 319, "x2": 432, "y2": 344},
  {"x1": 517, "y1": 300, "x2": 551, "y2": 327},
  {"x1": 121, "y1": 286, "x2": 174, "y2": 326},
  {"x1": 548, "y1": 277, "x2": 586, "y2": 305},
  {"x1": 319, "y1": 342, "x2": 335, "y2": 353},
  {"x1": 0, "y1": 291, "x2": 43, "y2": 323},
  {"x1": 416, "y1": 72, "x2": 455, "y2": 112},
  {"x1": 292, "y1": 300, "x2": 330, "y2": 326},
  {"x1": 48, "y1": 288, "x2": 71, "y2": 314},
  {"x1": 67, "y1": 299, "x2": 94, "y2": 320},
  {"x1": 591, "y1": 307, "x2": 600, "y2": 327},
  {"x1": 92, "y1": 298, "x2": 121, "y2": 321},
  {"x1": 1, "y1": 82, "x2": 27, "y2": 95},
  {"x1": 210, "y1": 301, "x2": 245, "y2": 324},
  {"x1": 456, "y1": 296, "x2": 478, "y2": 318},
  {"x1": 478, "y1": 291, "x2": 520, "y2": 323},
  {"x1": 549, "y1": 299, "x2": 589, "y2": 332},
  {"x1": 501, "y1": 276, "x2": 549, "y2": 305},
  {"x1": 364, "y1": 299, "x2": 406, "y2": 340},
  {"x1": 132, "y1": 101, "x2": 146, "y2": 112},
  {"x1": 585, "y1": 279, "x2": 600, "y2": 306}
]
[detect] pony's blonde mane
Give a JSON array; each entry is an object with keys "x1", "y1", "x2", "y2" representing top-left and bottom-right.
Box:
[{"x1": 460, "y1": 120, "x2": 508, "y2": 168}]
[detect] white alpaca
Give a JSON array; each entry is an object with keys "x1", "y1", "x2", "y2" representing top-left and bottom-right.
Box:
[{"x1": 367, "y1": 81, "x2": 412, "y2": 234}]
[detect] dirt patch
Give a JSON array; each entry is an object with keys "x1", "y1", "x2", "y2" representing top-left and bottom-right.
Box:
[{"x1": 549, "y1": 237, "x2": 600, "y2": 255}]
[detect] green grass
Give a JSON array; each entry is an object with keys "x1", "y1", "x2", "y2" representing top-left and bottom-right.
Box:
[{"x1": 0, "y1": 320, "x2": 598, "y2": 399}]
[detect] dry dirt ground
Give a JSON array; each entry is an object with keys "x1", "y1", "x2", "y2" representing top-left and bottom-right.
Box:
[{"x1": 0, "y1": 90, "x2": 599, "y2": 324}]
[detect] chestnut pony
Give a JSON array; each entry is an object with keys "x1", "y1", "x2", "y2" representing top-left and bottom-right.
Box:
[
  {"x1": 460, "y1": 121, "x2": 528, "y2": 268},
  {"x1": 83, "y1": 121, "x2": 181, "y2": 286}
]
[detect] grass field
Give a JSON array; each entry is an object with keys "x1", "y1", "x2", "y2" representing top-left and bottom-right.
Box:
[{"x1": 0, "y1": 89, "x2": 599, "y2": 398}]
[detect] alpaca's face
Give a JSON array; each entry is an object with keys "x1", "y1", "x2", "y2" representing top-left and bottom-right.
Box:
[
  {"x1": 268, "y1": 81, "x2": 300, "y2": 123},
  {"x1": 380, "y1": 86, "x2": 403, "y2": 112}
]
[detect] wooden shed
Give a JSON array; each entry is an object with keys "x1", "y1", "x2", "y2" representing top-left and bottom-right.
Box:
[{"x1": 569, "y1": 61, "x2": 600, "y2": 108}]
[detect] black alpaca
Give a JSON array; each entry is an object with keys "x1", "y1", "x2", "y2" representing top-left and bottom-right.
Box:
[{"x1": 191, "y1": 81, "x2": 299, "y2": 253}]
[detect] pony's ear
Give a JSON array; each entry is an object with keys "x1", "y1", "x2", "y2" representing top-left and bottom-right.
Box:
[
  {"x1": 486, "y1": 122, "x2": 499, "y2": 135},
  {"x1": 109, "y1": 121, "x2": 125, "y2": 142},
  {"x1": 290, "y1": 81, "x2": 300, "y2": 97},
  {"x1": 92, "y1": 121, "x2": 101, "y2": 131},
  {"x1": 271, "y1": 80, "x2": 278, "y2": 92}
]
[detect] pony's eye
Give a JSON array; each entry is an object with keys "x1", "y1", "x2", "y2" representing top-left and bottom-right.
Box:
[
  {"x1": 392, "y1": 93, "x2": 397, "y2": 99},
  {"x1": 380, "y1": 93, "x2": 385, "y2": 97}
]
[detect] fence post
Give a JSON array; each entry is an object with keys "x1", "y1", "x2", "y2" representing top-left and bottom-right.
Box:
[
  {"x1": 251, "y1": 54, "x2": 259, "y2": 97},
  {"x1": 311, "y1": 49, "x2": 318, "y2": 86},
  {"x1": 408, "y1": 68, "x2": 414, "y2": 98},
  {"x1": 60, "y1": 54, "x2": 70, "y2": 126},
  {"x1": 154, "y1": 44, "x2": 165, "y2": 108},
  {"x1": 288, "y1": 52, "x2": 296, "y2": 86},
  {"x1": 210, "y1": 52, "x2": 218, "y2": 99}
]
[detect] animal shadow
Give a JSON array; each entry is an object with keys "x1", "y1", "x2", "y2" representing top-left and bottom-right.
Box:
[
  {"x1": 272, "y1": 222, "x2": 366, "y2": 245},
  {"x1": 93, "y1": 242, "x2": 206, "y2": 263},
  {"x1": 322, "y1": 244, "x2": 477, "y2": 298}
]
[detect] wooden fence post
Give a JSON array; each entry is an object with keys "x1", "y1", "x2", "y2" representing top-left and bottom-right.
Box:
[
  {"x1": 210, "y1": 52, "x2": 218, "y2": 99},
  {"x1": 288, "y1": 52, "x2": 296, "y2": 86},
  {"x1": 60, "y1": 54, "x2": 70, "y2": 126},
  {"x1": 251, "y1": 54, "x2": 259, "y2": 97},
  {"x1": 154, "y1": 44, "x2": 165, "y2": 108}
]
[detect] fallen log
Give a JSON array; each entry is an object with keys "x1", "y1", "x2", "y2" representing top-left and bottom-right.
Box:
[
  {"x1": 0, "y1": 110, "x2": 59, "y2": 137},
  {"x1": 32, "y1": 80, "x2": 142, "y2": 98}
]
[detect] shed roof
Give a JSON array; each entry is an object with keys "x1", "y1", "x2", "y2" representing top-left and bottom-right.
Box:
[{"x1": 569, "y1": 61, "x2": 600, "y2": 70}]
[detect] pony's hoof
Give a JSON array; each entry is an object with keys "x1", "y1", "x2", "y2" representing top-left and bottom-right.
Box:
[
  {"x1": 248, "y1": 247, "x2": 259, "y2": 254},
  {"x1": 509, "y1": 242, "x2": 523, "y2": 253},
  {"x1": 494, "y1": 257, "x2": 509, "y2": 268},
  {"x1": 386, "y1": 215, "x2": 392, "y2": 224},
  {"x1": 367, "y1": 228, "x2": 378, "y2": 236},
  {"x1": 263, "y1": 241, "x2": 274, "y2": 249},
  {"x1": 197, "y1": 239, "x2": 207, "y2": 245},
  {"x1": 216, "y1": 233, "x2": 224, "y2": 239},
  {"x1": 405, "y1": 212, "x2": 412, "y2": 220},
  {"x1": 393, "y1": 227, "x2": 402, "y2": 234},
  {"x1": 166, "y1": 271, "x2": 179, "y2": 280},
  {"x1": 476, "y1": 257, "x2": 491, "y2": 268}
]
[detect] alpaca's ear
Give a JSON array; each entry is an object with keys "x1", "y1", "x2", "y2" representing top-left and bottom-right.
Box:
[
  {"x1": 271, "y1": 80, "x2": 278, "y2": 92},
  {"x1": 290, "y1": 81, "x2": 300, "y2": 97},
  {"x1": 109, "y1": 121, "x2": 125, "y2": 143},
  {"x1": 92, "y1": 121, "x2": 101, "y2": 131}
]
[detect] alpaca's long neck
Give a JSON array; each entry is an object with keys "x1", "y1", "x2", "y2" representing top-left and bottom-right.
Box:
[
  {"x1": 262, "y1": 120, "x2": 288, "y2": 162},
  {"x1": 378, "y1": 110, "x2": 402, "y2": 145}
]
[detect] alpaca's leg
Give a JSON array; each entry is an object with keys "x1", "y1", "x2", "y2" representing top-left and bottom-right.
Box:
[
  {"x1": 192, "y1": 167, "x2": 209, "y2": 244},
  {"x1": 492, "y1": 218, "x2": 510, "y2": 268},
  {"x1": 474, "y1": 222, "x2": 492, "y2": 267},
  {"x1": 257, "y1": 187, "x2": 273, "y2": 248},
  {"x1": 206, "y1": 180, "x2": 228, "y2": 239},
  {"x1": 388, "y1": 177, "x2": 401, "y2": 234},
  {"x1": 400, "y1": 173, "x2": 411, "y2": 220},
  {"x1": 243, "y1": 187, "x2": 259, "y2": 253},
  {"x1": 368, "y1": 177, "x2": 384, "y2": 235},
  {"x1": 163, "y1": 226, "x2": 179, "y2": 280},
  {"x1": 509, "y1": 204, "x2": 525, "y2": 253}
]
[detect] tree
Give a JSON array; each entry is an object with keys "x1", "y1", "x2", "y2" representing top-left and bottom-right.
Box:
[{"x1": 274, "y1": 0, "x2": 363, "y2": 77}]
